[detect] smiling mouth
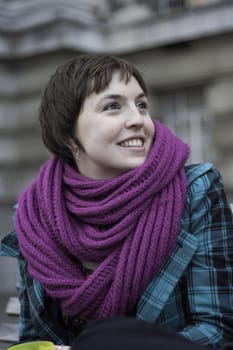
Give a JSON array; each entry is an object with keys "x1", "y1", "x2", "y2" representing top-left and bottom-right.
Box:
[{"x1": 119, "y1": 138, "x2": 144, "y2": 147}]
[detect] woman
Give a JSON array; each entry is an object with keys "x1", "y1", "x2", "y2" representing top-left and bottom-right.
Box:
[{"x1": 1, "y1": 54, "x2": 233, "y2": 348}]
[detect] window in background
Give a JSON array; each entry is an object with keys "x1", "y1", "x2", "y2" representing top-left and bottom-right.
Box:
[
  {"x1": 150, "y1": 86, "x2": 215, "y2": 163},
  {"x1": 136, "y1": 0, "x2": 226, "y2": 13}
]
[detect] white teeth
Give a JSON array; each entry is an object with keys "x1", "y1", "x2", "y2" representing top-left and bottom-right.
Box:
[{"x1": 120, "y1": 139, "x2": 143, "y2": 147}]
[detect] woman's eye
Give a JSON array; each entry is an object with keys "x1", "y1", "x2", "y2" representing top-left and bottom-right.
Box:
[
  {"x1": 103, "y1": 102, "x2": 120, "y2": 111},
  {"x1": 136, "y1": 101, "x2": 148, "y2": 110}
]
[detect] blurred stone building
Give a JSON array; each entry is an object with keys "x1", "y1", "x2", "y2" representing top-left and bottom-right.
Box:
[{"x1": 0, "y1": 0, "x2": 233, "y2": 291}]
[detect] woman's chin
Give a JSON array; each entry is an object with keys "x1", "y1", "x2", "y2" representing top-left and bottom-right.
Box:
[{"x1": 123, "y1": 158, "x2": 147, "y2": 171}]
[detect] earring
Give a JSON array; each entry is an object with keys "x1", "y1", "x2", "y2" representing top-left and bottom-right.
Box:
[{"x1": 75, "y1": 146, "x2": 81, "y2": 162}]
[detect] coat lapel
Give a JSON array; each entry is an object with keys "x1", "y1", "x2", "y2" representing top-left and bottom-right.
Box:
[{"x1": 136, "y1": 229, "x2": 198, "y2": 321}]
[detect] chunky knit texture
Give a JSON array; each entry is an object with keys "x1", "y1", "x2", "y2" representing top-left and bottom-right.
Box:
[{"x1": 15, "y1": 120, "x2": 189, "y2": 321}]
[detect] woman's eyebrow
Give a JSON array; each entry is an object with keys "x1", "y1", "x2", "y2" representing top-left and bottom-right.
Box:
[
  {"x1": 99, "y1": 94, "x2": 123, "y2": 102},
  {"x1": 99, "y1": 92, "x2": 147, "y2": 103},
  {"x1": 137, "y1": 92, "x2": 147, "y2": 99}
]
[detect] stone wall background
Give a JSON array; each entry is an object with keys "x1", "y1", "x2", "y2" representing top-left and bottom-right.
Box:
[{"x1": 1, "y1": 0, "x2": 233, "y2": 293}]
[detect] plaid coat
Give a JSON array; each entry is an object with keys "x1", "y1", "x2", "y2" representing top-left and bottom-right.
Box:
[{"x1": 1, "y1": 163, "x2": 233, "y2": 348}]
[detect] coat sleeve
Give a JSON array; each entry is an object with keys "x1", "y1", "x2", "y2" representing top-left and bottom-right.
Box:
[
  {"x1": 0, "y1": 230, "x2": 39, "y2": 341},
  {"x1": 17, "y1": 252, "x2": 40, "y2": 341},
  {"x1": 179, "y1": 165, "x2": 233, "y2": 348}
]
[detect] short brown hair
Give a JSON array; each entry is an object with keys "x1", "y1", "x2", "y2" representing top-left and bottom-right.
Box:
[{"x1": 39, "y1": 54, "x2": 148, "y2": 163}]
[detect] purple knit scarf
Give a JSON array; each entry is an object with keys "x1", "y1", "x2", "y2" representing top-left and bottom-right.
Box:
[{"x1": 16, "y1": 120, "x2": 189, "y2": 321}]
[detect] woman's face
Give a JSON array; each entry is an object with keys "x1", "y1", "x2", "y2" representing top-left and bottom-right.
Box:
[{"x1": 74, "y1": 71, "x2": 155, "y2": 179}]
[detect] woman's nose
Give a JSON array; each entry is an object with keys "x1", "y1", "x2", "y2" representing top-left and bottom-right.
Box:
[{"x1": 125, "y1": 109, "x2": 144, "y2": 128}]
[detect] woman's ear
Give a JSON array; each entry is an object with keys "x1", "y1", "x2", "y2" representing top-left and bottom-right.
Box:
[
  {"x1": 67, "y1": 138, "x2": 81, "y2": 162},
  {"x1": 68, "y1": 138, "x2": 77, "y2": 151}
]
